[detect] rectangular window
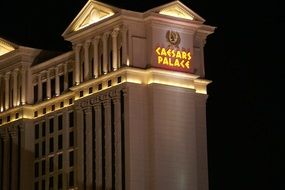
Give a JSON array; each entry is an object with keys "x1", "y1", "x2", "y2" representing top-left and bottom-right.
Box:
[
  {"x1": 58, "y1": 154, "x2": 63, "y2": 170},
  {"x1": 68, "y1": 71, "x2": 73, "y2": 88},
  {"x1": 35, "y1": 162, "x2": 39, "y2": 178},
  {"x1": 59, "y1": 75, "x2": 64, "y2": 94},
  {"x1": 42, "y1": 81, "x2": 47, "y2": 100},
  {"x1": 34, "y1": 85, "x2": 38, "y2": 103},
  {"x1": 35, "y1": 124, "x2": 39, "y2": 139},
  {"x1": 49, "y1": 176, "x2": 53, "y2": 190},
  {"x1": 49, "y1": 157, "x2": 54, "y2": 172},
  {"x1": 69, "y1": 151, "x2": 74, "y2": 167},
  {"x1": 42, "y1": 122, "x2": 46, "y2": 137},
  {"x1": 49, "y1": 118, "x2": 54, "y2": 134},
  {"x1": 69, "y1": 171, "x2": 74, "y2": 187},
  {"x1": 58, "y1": 173, "x2": 63, "y2": 189},
  {"x1": 51, "y1": 78, "x2": 56, "y2": 97},
  {"x1": 42, "y1": 179, "x2": 45, "y2": 190},
  {"x1": 58, "y1": 135, "x2": 63, "y2": 150},
  {"x1": 58, "y1": 115, "x2": 63, "y2": 131},
  {"x1": 49, "y1": 138, "x2": 54, "y2": 153},
  {"x1": 35, "y1": 143, "x2": 39, "y2": 158},
  {"x1": 42, "y1": 141, "x2": 46, "y2": 156},
  {"x1": 69, "y1": 112, "x2": 74, "y2": 128},
  {"x1": 42, "y1": 160, "x2": 46, "y2": 175},
  {"x1": 69, "y1": 131, "x2": 74, "y2": 147}
]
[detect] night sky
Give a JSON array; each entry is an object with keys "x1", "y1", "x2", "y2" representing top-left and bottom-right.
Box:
[{"x1": 0, "y1": 0, "x2": 283, "y2": 189}]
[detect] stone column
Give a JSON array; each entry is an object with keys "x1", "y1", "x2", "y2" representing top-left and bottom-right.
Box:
[
  {"x1": 13, "y1": 69, "x2": 19, "y2": 107},
  {"x1": 10, "y1": 127, "x2": 19, "y2": 190},
  {"x1": 84, "y1": 106, "x2": 93, "y2": 189},
  {"x1": 84, "y1": 41, "x2": 91, "y2": 81},
  {"x1": 93, "y1": 37, "x2": 100, "y2": 78},
  {"x1": 38, "y1": 73, "x2": 42, "y2": 102},
  {"x1": 121, "y1": 26, "x2": 128, "y2": 66},
  {"x1": 112, "y1": 28, "x2": 120, "y2": 71},
  {"x1": 103, "y1": 97, "x2": 112, "y2": 189},
  {"x1": 0, "y1": 128, "x2": 10, "y2": 190},
  {"x1": 74, "y1": 44, "x2": 82, "y2": 85},
  {"x1": 55, "y1": 66, "x2": 60, "y2": 96},
  {"x1": 112, "y1": 92, "x2": 122, "y2": 190},
  {"x1": 94, "y1": 103, "x2": 102, "y2": 189},
  {"x1": 4, "y1": 72, "x2": 10, "y2": 110},
  {"x1": 103, "y1": 32, "x2": 110, "y2": 74},
  {"x1": 21, "y1": 68, "x2": 26, "y2": 105},
  {"x1": 75, "y1": 105, "x2": 84, "y2": 190},
  {"x1": 47, "y1": 69, "x2": 51, "y2": 99},
  {"x1": 64, "y1": 62, "x2": 68, "y2": 90}
]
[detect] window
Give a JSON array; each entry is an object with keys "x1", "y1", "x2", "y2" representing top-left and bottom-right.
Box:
[
  {"x1": 69, "y1": 171, "x2": 74, "y2": 187},
  {"x1": 58, "y1": 154, "x2": 63, "y2": 170},
  {"x1": 49, "y1": 118, "x2": 54, "y2": 134},
  {"x1": 69, "y1": 151, "x2": 74, "y2": 167},
  {"x1": 15, "y1": 112, "x2": 19, "y2": 119},
  {"x1": 35, "y1": 124, "x2": 39, "y2": 139},
  {"x1": 43, "y1": 108, "x2": 46, "y2": 114},
  {"x1": 34, "y1": 111, "x2": 38, "y2": 117},
  {"x1": 59, "y1": 75, "x2": 64, "y2": 94},
  {"x1": 51, "y1": 78, "x2": 55, "y2": 97},
  {"x1": 6, "y1": 115, "x2": 10, "y2": 122},
  {"x1": 34, "y1": 85, "x2": 38, "y2": 103},
  {"x1": 98, "y1": 83, "x2": 102, "y2": 90},
  {"x1": 42, "y1": 81, "x2": 47, "y2": 100},
  {"x1": 69, "y1": 98, "x2": 73, "y2": 105},
  {"x1": 69, "y1": 131, "x2": 74, "y2": 147},
  {"x1": 35, "y1": 143, "x2": 39, "y2": 158},
  {"x1": 42, "y1": 160, "x2": 46, "y2": 175},
  {"x1": 58, "y1": 115, "x2": 63, "y2": 130},
  {"x1": 51, "y1": 105, "x2": 55, "y2": 111},
  {"x1": 58, "y1": 173, "x2": 63, "y2": 189},
  {"x1": 42, "y1": 179, "x2": 45, "y2": 190},
  {"x1": 80, "y1": 91, "x2": 83, "y2": 97},
  {"x1": 34, "y1": 181, "x2": 39, "y2": 190},
  {"x1": 42, "y1": 122, "x2": 46, "y2": 137},
  {"x1": 49, "y1": 176, "x2": 53, "y2": 190},
  {"x1": 117, "y1": 76, "x2": 122, "y2": 83},
  {"x1": 42, "y1": 141, "x2": 46, "y2": 156},
  {"x1": 68, "y1": 71, "x2": 73, "y2": 88},
  {"x1": 58, "y1": 135, "x2": 63, "y2": 150},
  {"x1": 49, "y1": 157, "x2": 54, "y2": 172},
  {"x1": 89, "y1": 87, "x2": 93, "y2": 94},
  {"x1": 108, "y1": 80, "x2": 112, "y2": 87},
  {"x1": 69, "y1": 112, "x2": 74, "y2": 128},
  {"x1": 35, "y1": 162, "x2": 39, "y2": 177},
  {"x1": 49, "y1": 138, "x2": 54, "y2": 153},
  {"x1": 60, "y1": 101, "x2": 64, "y2": 108}
]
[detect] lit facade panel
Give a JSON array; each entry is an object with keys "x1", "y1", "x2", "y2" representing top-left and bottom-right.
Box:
[{"x1": 0, "y1": 1, "x2": 215, "y2": 190}]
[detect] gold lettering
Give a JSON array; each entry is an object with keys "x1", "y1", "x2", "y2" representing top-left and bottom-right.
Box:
[
  {"x1": 180, "y1": 60, "x2": 185, "y2": 68},
  {"x1": 174, "y1": 59, "x2": 180, "y2": 67},
  {"x1": 158, "y1": 56, "x2": 163, "y2": 64},
  {"x1": 176, "y1": 51, "x2": 181, "y2": 59},
  {"x1": 167, "y1": 49, "x2": 172, "y2": 57},
  {"x1": 185, "y1": 61, "x2": 190, "y2": 69},
  {"x1": 172, "y1": 50, "x2": 176, "y2": 57},
  {"x1": 163, "y1": 57, "x2": 168, "y2": 65},
  {"x1": 161, "y1": 48, "x2": 167, "y2": 56},
  {"x1": 187, "y1": 52, "x2": 191, "y2": 60},
  {"x1": 156, "y1": 47, "x2": 161, "y2": 55},
  {"x1": 169, "y1": 58, "x2": 174, "y2": 66},
  {"x1": 182, "y1": 51, "x2": 187, "y2": 59}
]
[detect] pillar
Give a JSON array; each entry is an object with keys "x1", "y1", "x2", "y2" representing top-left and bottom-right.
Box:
[
  {"x1": 93, "y1": 37, "x2": 100, "y2": 78},
  {"x1": 121, "y1": 26, "x2": 128, "y2": 66},
  {"x1": 75, "y1": 106, "x2": 84, "y2": 190},
  {"x1": 21, "y1": 68, "x2": 26, "y2": 105},
  {"x1": 47, "y1": 69, "x2": 51, "y2": 99},
  {"x1": 0, "y1": 74, "x2": 3, "y2": 111},
  {"x1": 13, "y1": 69, "x2": 19, "y2": 107},
  {"x1": 10, "y1": 127, "x2": 19, "y2": 190},
  {"x1": 103, "y1": 32, "x2": 110, "y2": 74},
  {"x1": 112, "y1": 28, "x2": 120, "y2": 71},
  {"x1": 84, "y1": 41, "x2": 91, "y2": 81},
  {"x1": 74, "y1": 44, "x2": 82, "y2": 85},
  {"x1": 94, "y1": 104, "x2": 102, "y2": 189},
  {"x1": 84, "y1": 106, "x2": 93, "y2": 189},
  {"x1": 0, "y1": 128, "x2": 10, "y2": 190},
  {"x1": 103, "y1": 98, "x2": 112, "y2": 189},
  {"x1": 4, "y1": 72, "x2": 10, "y2": 110},
  {"x1": 64, "y1": 62, "x2": 68, "y2": 90},
  {"x1": 38, "y1": 73, "x2": 42, "y2": 102},
  {"x1": 55, "y1": 66, "x2": 60, "y2": 96}
]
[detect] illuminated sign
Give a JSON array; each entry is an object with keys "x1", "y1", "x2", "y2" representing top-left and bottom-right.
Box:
[{"x1": 155, "y1": 47, "x2": 191, "y2": 69}]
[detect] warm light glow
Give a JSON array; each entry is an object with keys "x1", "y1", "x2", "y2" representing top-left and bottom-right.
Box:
[
  {"x1": 126, "y1": 58, "x2": 130, "y2": 66},
  {"x1": 159, "y1": 5, "x2": 194, "y2": 20},
  {"x1": 0, "y1": 39, "x2": 15, "y2": 56}
]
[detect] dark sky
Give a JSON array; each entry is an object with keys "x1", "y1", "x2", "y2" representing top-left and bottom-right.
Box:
[{"x1": 1, "y1": 0, "x2": 283, "y2": 189}]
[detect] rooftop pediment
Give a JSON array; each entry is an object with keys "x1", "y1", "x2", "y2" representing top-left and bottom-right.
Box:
[
  {"x1": 0, "y1": 38, "x2": 17, "y2": 57},
  {"x1": 62, "y1": 0, "x2": 120, "y2": 38},
  {"x1": 146, "y1": 0, "x2": 205, "y2": 23}
]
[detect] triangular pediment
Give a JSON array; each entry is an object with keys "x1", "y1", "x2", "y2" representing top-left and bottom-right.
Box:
[
  {"x1": 146, "y1": 0, "x2": 205, "y2": 23},
  {"x1": 0, "y1": 38, "x2": 17, "y2": 57},
  {"x1": 62, "y1": 0, "x2": 119, "y2": 37}
]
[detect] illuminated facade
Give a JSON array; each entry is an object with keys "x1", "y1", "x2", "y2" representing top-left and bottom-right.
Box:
[{"x1": 0, "y1": 1, "x2": 215, "y2": 190}]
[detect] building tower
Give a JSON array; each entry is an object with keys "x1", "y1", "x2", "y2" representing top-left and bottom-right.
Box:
[{"x1": 0, "y1": 1, "x2": 215, "y2": 189}]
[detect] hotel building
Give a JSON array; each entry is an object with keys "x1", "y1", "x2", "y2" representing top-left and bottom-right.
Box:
[{"x1": 0, "y1": 0, "x2": 215, "y2": 189}]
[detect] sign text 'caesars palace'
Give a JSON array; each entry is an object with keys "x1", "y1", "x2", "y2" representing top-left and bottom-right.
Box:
[{"x1": 155, "y1": 47, "x2": 192, "y2": 69}]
